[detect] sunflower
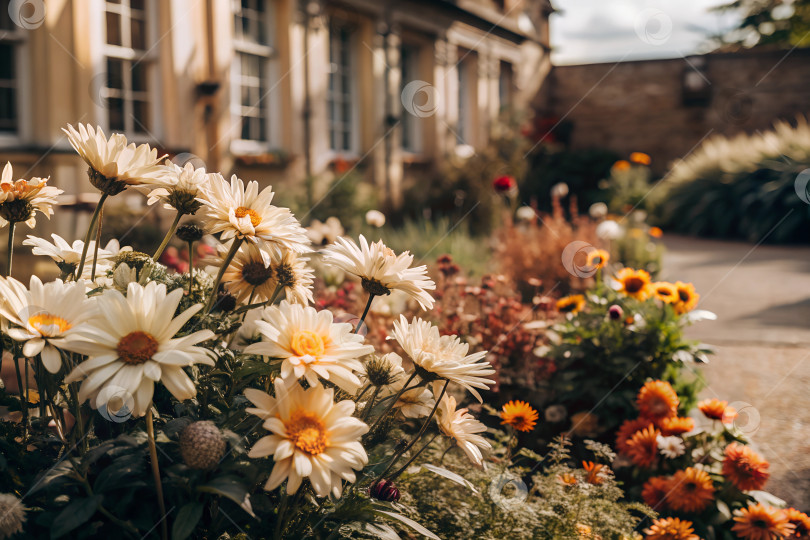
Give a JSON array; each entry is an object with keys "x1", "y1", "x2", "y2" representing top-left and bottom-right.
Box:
[
  {"x1": 615, "y1": 268, "x2": 652, "y2": 300},
  {"x1": 0, "y1": 163, "x2": 62, "y2": 228},
  {"x1": 698, "y1": 398, "x2": 737, "y2": 422},
  {"x1": 672, "y1": 281, "x2": 699, "y2": 315},
  {"x1": 642, "y1": 476, "x2": 671, "y2": 510},
  {"x1": 651, "y1": 282, "x2": 678, "y2": 304},
  {"x1": 582, "y1": 461, "x2": 607, "y2": 485},
  {"x1": 625, "y1": 424, "x2": 660, "y2": 468},
  {"x1": 667, "y1": 467, "x2": 715, "y2": 513},
  {"x1": 659, "y1": 416, "x2": 695, "y2": 436},
  {"x1": 637, "y1": 380, "x2": 679, "y2": 422},
  {"x1": 246, "y1": 379, "x2": 369, "y2": 498},
  {"x1": 500, "y1": 400, "x2": 539, "y2": 432},
  {"x1": 244, "y1": 301, "x2": 374, "y2": 394},
  {"x1": 556, "y1": 294, "x2": 586, "y2": 314},
  {"x1": 322, "y1": 235, "x2": 436, "y2": 310},
  {"x1": 732, "y1": 504, "x2": 794, "y2": 540},
  {"x1": 785, "y1": 508, "x2": 810, "y2": 538},
  {"x1": 643, "y1": 517, "x2": 698, "y2": 540},
  {"x1": 436, "y1": 394, "x2": 492, "y2": 466},
  {"x1": 616, "y1": 417, "x2": 654, "y2": 453},
  {"x1": 723, "y1": 442, "x2": 770, "y2": 491},
  {"x1": 586, "y1": 248, "x2": 610, "y2": 270}
]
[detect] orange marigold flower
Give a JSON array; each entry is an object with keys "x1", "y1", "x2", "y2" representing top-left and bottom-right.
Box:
[
  {"x1": 626, "y1": 424, "x2": 660, "y2": 468},
  {"x1": 652, "y1": 282, "x2": 678, "y2": 304},
  {"x1": 733, "y1": 504, "x2": 795, "y2": 540},
  {"x1": 667, "y1": 467, "x2": 715, "y2": 513},
  {"x1": 557, "y1": 294, "x2": 586, "y2": 315},
  {"x1": 649, "y1": 226, "x2": 663, "y2": 238},
  {"x1": 613, "y1": 160, "x2": 631, "y2": 172},
  {"x1": 785, "y1": 508, "x2": 810, "y2": 538},
  {"x1": 643, "y1": 517, "x2": 698, "y2": 540},
  {"x1": 582, "y1": 461, "x2": 607, "y2": 485},
  {"x1": 642, "y1": 476, "x2": 671, "y2": 511},
  {"x1": 698, "y1": 398, "x2": 737, "y2": 422},
  {"x1": 637, "y1": 380, "x2": 679, "y2": 423},
  {"x1": 558, "y1": 472, "x2": 578, "y2": 486},
  {"x1": 723, "y1": 442, "x2": 770, "y2": 491},
  {"x1": 500, "y1": 400, "x2": 539, "y2": 432},
  {"x1": 660, "y1": 416, "x2": 695, "y2": 436},
  {"x1": 630, "y1": 152, "x2": 651, "y2": 166},
  {"x1": 673, "y1": 281, "x2": 699, "y2": 315},
  {"x1": 616, "y1": 268, "x2": 652, "y2": 301},
  {"x1": 586, "y1": 248, "x2": 610, "y2": 270},
  {"x1": 616, "y1": 417, "x2": 654, "y2": 454}
]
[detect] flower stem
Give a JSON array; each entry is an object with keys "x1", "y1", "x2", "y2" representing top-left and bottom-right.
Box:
[
  {"x1": 203, "y1": 237, "x2": 243, "y2": 314},
  {"x1": 355, "y1": 294, "x2": 376, "y2": 333},
  {"x1": 76, "y1": 193, "x2": 108, "y2": 280},
  {"x1": 5, "y1": 220, "x2": 14, "y2": 276},
  {"x1": 152, "y1": 211, "x2": 183, "y2": 261},
  {"x1": 187, "y1": 240, "x2": 195, "y2": 295},
  {"x1": 367, "y1": 371, "x2": 418, "y2": 433},
  {"x1": 361, "y1": 385, "x2": 382, "y2": 422},
  {"x1": 146, "y1": 406, "x2": 169, "y2": 540},
  {"x1": 388, "y1": 431, "x2": 441, "y2": 480},
  {"x1": 11, "y1": 354, "x2": 28, "y2": 439},
  {"x1": 91, "y1": 203, "x2": 105, "y2": 281}
]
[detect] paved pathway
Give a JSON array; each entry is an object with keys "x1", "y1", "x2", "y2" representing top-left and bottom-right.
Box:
[{"x1": 662, "y1": 235, "x2": 810, "y2": 509}]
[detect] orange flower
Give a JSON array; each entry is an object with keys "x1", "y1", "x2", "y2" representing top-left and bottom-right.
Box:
[
  {"x1": 557, "y1": 294, "x2": 586, "y2": 315},
  {"x1": 644, "y1": 517, "x2": 698, "y2": 540},
  {"x1": 667, "y1": 467, "x2": 715, "y2": 513},
  {"x1": 660, "y1": 416, "x2": 695, "y2": 436},
  {"x1": 616, "y1": 268, "x2": 652, "y2": 300},
  {"x1": 651, "y1": 282, "x2": 678, "y2": 304},
  {"x1": 616, "y1": 417, "x2": 654, "y2": 453},
  {"x1": 642, "y1": 476, "x2": 671, "y2": 510},
  {"x1": 723, "y1": 442, "x2": 770, "y2": 491},
  {"x1": 582, "y1": 461, "x2": 607, "y2": 485},
  {"x1": 673, "y1": 281, "x2": 699, "y2": 315},
  {"x1": 625, "y1": 424, "x2": 660, "y2": 468},
  {"x1": 586, "y1": 249, "x2": 610, "y2": 270},
  {"x1": 500, "y1": 400, "x2": 539, "y2": 432},
  {"x1": 698, "y1": 398, "x2": 737, "y2": 422},
  {"x1": 785, "y1": 508, "x2": 810, "y2": 538},
  {"x1": 557, "y1": 472, "x2": 578, "y2": 486},
  {"x1": 576, "y1": 523, "x2": 593, "y2": 538},
  {"x1": 630, "y1": 152, "x2": 651, "y2": 166},
  {"x1": 637, "y1": 380, "x2": 679, "y2": 422},
  {"x1": 733, "y1": 504, "x2": 795, "y2": 540},
  {"x1": 649, "y1": 226, "x2": 663, "y2": 238},
  {"x1": 613, "y1": 160, "x2": 631, "y2": 172}
]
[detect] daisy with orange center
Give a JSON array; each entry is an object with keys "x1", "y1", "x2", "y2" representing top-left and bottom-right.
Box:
[
  {"x1": 641, "y1": 476, "x2": 671, "y2": 510},
  {"x1": 698, "y1": 398, "x2": 737, "y2": 422},
  {"x1": 586, "y1": 248, "x2": 610, "y2": 270},
  {"x1": 582, "y1": 461, "x2": 607, "y2": 485},
  {"x1": 667, "y1": 467, "x2": 715, "y2": 513},
  {"x1": 0, "y1": 162, "x2": 62, "y2": 229},
  {"x1": 651, "y1": 282, "x2": 678, "y2": 304},
  {"x1": 500, "y1": 400, "x2": 539, "y2": 432},
  {"x1": 556, "y1": 294, "x2": 586, "y2": 315},
  {"x1": 732, "y1": 504, "x2": 795, "y2": 540},
  {"x1": 673, "y1": 281, "x2": 699, "y2": 315},
  {"x1": 723, "y1": 442, "x2": 770, "y2": 491},
  {"x1": 643, "y1": 517, "x2": 698, "y2": 540},
  {"x1": 785, "y1": 508, "x2": 810, "y2": 538},
  {"x1": 625, "y1": 424, "x2": 660, "y2": 468},
  {"x1": 637, "y1": 380, "x2": 679, "y2": 423},
  {"x1": 615, "y1": 268, "x2": 652, "y2": 300},
  {"x1": 616, "y1": 417, "x2": 654, "y2": 453},
  {"x1": 659, "y1": 416, "x2": 695, "y2": 436}
]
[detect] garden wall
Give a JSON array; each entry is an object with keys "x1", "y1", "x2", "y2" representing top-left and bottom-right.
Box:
[{"x1": 541, "y1": 49, "x2": 810, "y2": 173}]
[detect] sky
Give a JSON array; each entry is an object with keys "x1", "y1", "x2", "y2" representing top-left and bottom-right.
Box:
[{"x1": 550, "y1": 0, "x2": 743, "y2": 65}]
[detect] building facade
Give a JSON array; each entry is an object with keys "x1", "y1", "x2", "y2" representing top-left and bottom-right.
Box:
[{"x1": 0, "y1": 0, "x2": 551, "y2": 244}]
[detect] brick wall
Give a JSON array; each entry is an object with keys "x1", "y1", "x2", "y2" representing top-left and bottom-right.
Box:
[{"x1": 541, "y1": 49, "x2": 810, "y2": 173}]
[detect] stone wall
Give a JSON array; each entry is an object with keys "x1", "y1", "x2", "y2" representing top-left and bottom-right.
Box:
[{"x1": 541, "y1": 49, "x2": 810, "y2": 173}]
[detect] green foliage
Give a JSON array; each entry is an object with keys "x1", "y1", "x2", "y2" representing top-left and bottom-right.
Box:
[
  {"x1": 607, "y1": 217, "x2": 666, "y2": 278},
  {"x1": 714, "y1": 0, "x2": 810, "y2": 48}
]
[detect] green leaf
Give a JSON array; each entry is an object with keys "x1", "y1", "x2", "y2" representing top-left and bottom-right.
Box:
[
  {"x1": 172, "y1": 502, "x2": 204, "y2": 540},
  {"x1": 50, "y1": 495, "x2": 102, "y2": 539},
  {"x1": 374, "y1": 509, "x2": 440, "y2": 540},
  {"x1": 197, "y1": 475, "x2": 255, "y2": 517},
  {"x1": 232, "y1": 360, "x2": 274, "y2": 381},
  {"x1": 420, "y1": 464, "x2": 478, "y2": 493}
]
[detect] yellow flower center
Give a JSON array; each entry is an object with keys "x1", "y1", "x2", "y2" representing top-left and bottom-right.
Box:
[
  {"x1": 28, "y1": 313, "x2": 71, "y2": 336},
  {"x1": 290, "y1": 330, "x2": 326, "y2": 358},
  {"x1": 285, "y1": 409, "x2": 328, "y2": 455},
  {"x1": 234, "y1": 206, "x2": 261, "y2": 227},
  {"x1": 117, "y1": 331, "x2": 159, "y2": 365}
]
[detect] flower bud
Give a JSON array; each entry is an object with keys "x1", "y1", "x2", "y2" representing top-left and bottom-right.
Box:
[{"x1": 370, "y1": 479, "x2": 400, "y2": 502}]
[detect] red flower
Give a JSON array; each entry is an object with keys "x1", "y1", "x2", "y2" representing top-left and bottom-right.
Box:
[{"x1": 493, "y1": 175, "x2": 516, "y2": 193}]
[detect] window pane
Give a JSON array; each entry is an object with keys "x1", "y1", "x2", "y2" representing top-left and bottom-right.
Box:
[
  {"x1": 106, "y1": 58, "x2": 124, "y2": 89},
  {"x1": 132, "y1": 62, "x2": 147, "y2": 92},
  {"x1": 130, "y1": 0, "x2": 145, "y2": 11},
  {"x1": 133, "y1": 100, "x2": 149, "y2": 133},
  {"x1": 0, "y1": 88, "x2": 16, "y2": 131},
  {"x1": 0, "y1": 1, "x2": 14, "y2": 31},
  {"x1": 131, "y1": 17, "x2": 146, "y2": 50},
  {"x1": 106, "y1": 11, "x2": 122, "y2": 46},
  {"x1": 108, "y1": 97, "x2": 125, "y2": 131}
]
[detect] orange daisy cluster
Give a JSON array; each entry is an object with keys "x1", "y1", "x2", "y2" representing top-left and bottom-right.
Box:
[
  {"x1": 637, "y1": 380, "x2": 679, "y2": 423},
  {"x1": 616, "y1": 268, "x2": 652, "y2": 300},
  {"x1": 785, "y1": 508, "x2": 810, "y2": 538},
  {"x1": 698, "y1": 398, "x2": 737, "y2": 423},
  {"x1": 616, "y1": 418, "x2": 654, "y2": 454},
  {"x1": 499, "y1": 400, "x2": 539, "y2": 432},
  {"x1": 723, "y1": 442, "x2": 770, "y2": 491},
  {"x1": 582, "y1": 461, "x2": 607, "y2": 485},
  {"x1": 667, "y1": 467, "x2": 715, "y2": 513},
  {"x1": 673, "y1": 281, "x2": 699, "y2": 315},
  {"x1": 643, "y1": 517, "x2": 698, "y2": 540},
  {"x1": 642, "y1": 476, "x2": 671, "y2": 510},
  {"x1": 659, "y1": 416, "x2": 695, "y2": 436},
  {"x1": 625, "y1": 424, "x2": 661, "y2": 468},
  {"x1": 732, "y1": 504, "x2": 795, "y2": 540}
]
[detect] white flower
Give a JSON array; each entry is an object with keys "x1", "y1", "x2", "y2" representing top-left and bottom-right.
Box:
[
  {"x1": 306, "y1": 217, "x2": 344, "y2": 246},
  {"x1": 390, "y1": 315, "x2": 495, "y2": 402},
  {"x1": 544, "y1": 404, "x2": 567, "y2": 423},
  {"x1": 146, "y1": 161, "x2": 212, "y2": 214},
  {"x1": 589, "y1": 202, "x2": 608, "y2": 219},
  {"x1": 596, "y1": 220, "x2": 622, "y2": 240},
  {"x1": 244, "y1": 301, "x2": 374, "y2": 393},
  {"x1": 656, "y1": 435, "x2": 686, "y2": 459},
  {"x1": 62, "y1": 123, "x2": 166, "y2": 193},
  {"x1": 61, "y1": 281, "x2": 215, "y2": 417},
  {"x1": 322, "y1": 235, "x2": 435, "y2": 310},
  {"x1": 357, "y1": 352, "x2": 405, "y2": 392},
  {"x1": 0, "y1": 162, "x2": 62, "y2": 228},
  {"x1": 515, "y1": 206, "x2": 536, "y2": 222},
  {"x1": 23, "y1": 234, "x2": 113, "y2": 277},
  {"x1": 273, "y1": 249, "x2": 315, "y2": 306},
  {"x1": 246, "y1": 379, "x2": 369, "y2": 497},
  {"x1": 436, "y1": 394, "x2": 491, "y2": 466},
  {"x1": 197, "y1": 174, "x2": 309, "y2": 254},
  {"x1": 551, "y1": 182, "x2": 569, "y2": 198},
  {"x1": 365, "y1": 209, "x2": 386, "y2": 227},
  {"x1": 0, "y1": 492, "x2": 27, "y2": 539},
  {"x1": 393, "y1": 384, "x2": 435, "y2": 419},
  {"x1": 0, "y1": 276, "x2": 96, "y2": 373}
]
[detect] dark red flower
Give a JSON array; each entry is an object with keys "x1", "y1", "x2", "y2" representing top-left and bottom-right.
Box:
[{"x1": 493, "y1": 175, "x2": 516, "y2": 193}]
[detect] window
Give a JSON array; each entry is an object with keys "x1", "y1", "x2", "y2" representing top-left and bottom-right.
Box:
[
  {"x1": 233, "y1": 0, "x2": 275, "y2": 143},
  {"x1": 102, "y1": 0, "x2": 153, "y2": 136},
  {"x1": 499, "y1": 61, "x2": 513, "y2": 110},
  {"x1": 0, "y1": 1, "x2": 24, "y2": 135},
  {"x1": 328, "y1": 23, "x2": 356, "y2": 153},
  {"x1": 400, "y1": 44, "x2": 421, "y2": 153},
  {"x1": 457, "y1": 56, "x2": 473, "y2": 145}
]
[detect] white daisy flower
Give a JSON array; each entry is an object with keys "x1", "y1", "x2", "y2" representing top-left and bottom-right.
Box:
[
  {"x1": 0, "y1": 162, "x2": 62, "y2": 228},
  {"x1": 60, "y1": 281, "x2": 215, "y2": 417},
  {"x1": 24, "y1": 234, "x2": 113, "y2": 277},
  {"x1": 393, "y1": 384, "x2": 435, "y2": 419},
  {"x1": 272, "y1": 249, "x2": 315, "y2": 306},
  {"x1": 436, "y1": 394, "x2": 491, "y2": 466},
  {"x1": 322, "y1": 235, "x2": 435, "y2": 310},
  {"x1": 656, "y1": 435, "x2": 686, "y2": 459},
  {"x1": 0, "y1": 492, "x2": 27, "y2": 539},
  {"x1": 0, "y1": 276, "x2": 96, "y2": 373},
  {"x1": 306, "y1": 216, "x2": 344, "y2": 246},
  {"x1": 197, "y1": 174, "x2": 309, "y2": 254},
  {"x1": 246, "y1": 379, "x2": 369, "y2": 497},
  {"x1": 244, "y1": 301, "x2": 374, "y2": 394},
  {"x1": 146, "y1": 161, "x2": 211, "y2": 215},
  {"x1": 62, "y1": 123, "x2": 166, "y2": 195},
  {"x1": 390, "y1": 315, "x2": 495, "y2": 402}
]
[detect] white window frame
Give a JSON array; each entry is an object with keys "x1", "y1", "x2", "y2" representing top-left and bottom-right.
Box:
[
  {"x1": 327, "y1": 20, "x2": 359, "y2": 156},
  {"x1": 230, "y1": 0, "x2": 280, "y2": 155},
  {"x1": 0, "y1": 11, "x2": 31, "y2": 146},
  {"x1": 457, "y1": 56, "x2": 472, "y2": 146},
  {"x1": 399, "y1": 43, "x2": 423, "y2": 155}
]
